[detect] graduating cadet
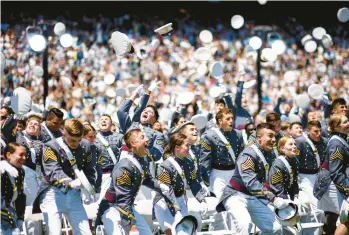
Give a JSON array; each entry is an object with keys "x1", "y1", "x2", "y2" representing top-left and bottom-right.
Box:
[
  {"x1": 199, "y1": 107, "x2": 244, "y2": 199},
  {"x1": 97, "y1": 128, "x2": 168, "y2": 235},
  {"x1": 269, "y1": 136, "x2": 300, "y2": 200},
  {"x1": 289, "y1": 122, "x2": 303, "y2": 139},
  {"x1": 1, "y1": 143, "x2": 27, "y2": 235},
  {"x1": 94, "y1": 114, "x2": 123, "y2": 202},
  {"x1": 40, "y1": 108, "x2": 64, "y2": 143},
  {"x1": 321, "y1": 98, "x2": 348, "y2": 137},
  {"x1": 154, "y1": 133, "x2": 209, "y2": 235},
  {"x1": 295, "y1": 121, "x2": 327, "y2": 208},
  {"x1": 117, "y1": 79, "x2": 165, "y2": 163},
  {"x1": 33, "y1": 118, "x2": 96, "y2": 235},
  {"x1": 326, "y1": 115, "x2": 349, "y2": 235},
  {"x1": 16, "y1": 114, "x2": 44, "y2": 235},
  {"x1": 218, "y1": 123, "x2": 288, "y2": 235}
]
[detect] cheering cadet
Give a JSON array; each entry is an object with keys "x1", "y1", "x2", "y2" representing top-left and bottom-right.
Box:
[{"x1": 40, "y1": 108, "x2": 64, "y2": 143}]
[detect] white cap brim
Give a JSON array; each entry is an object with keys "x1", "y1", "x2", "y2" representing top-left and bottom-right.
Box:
[{"x1": 308, "y1": 84, "x2": 324, "y2": 100}]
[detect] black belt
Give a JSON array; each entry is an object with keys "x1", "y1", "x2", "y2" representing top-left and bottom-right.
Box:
[
  {"x1": 299, "y1": 168, "x2": 319, "y2": 174},
  {"x1": 212, "y1": 162, "x2": 235, "y2": 170}
]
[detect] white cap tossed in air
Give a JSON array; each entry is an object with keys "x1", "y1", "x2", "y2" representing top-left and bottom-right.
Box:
[
  {"x1": 308, "y1": 84, "x2": 324, "y2": 100},
  {"x1": 111, "y1": 31, "x2": 135, "y2": 56},
  {"x1": 199, "y1": 30, "x2": 213, "y2": 44},
  {"x1": 154, "y1": 23, "x2": 173, "y2": 37},
  {"x1": 11, "y1": 87, "x2": 32, "y2": 116}
]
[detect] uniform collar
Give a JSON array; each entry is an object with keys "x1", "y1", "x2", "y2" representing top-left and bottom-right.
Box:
[
  {"x1": 332, "y1": 132, "x2": 349, "y2": 142},
  {"x1": 219, "y1": 128, "x2": 231, "y2": 135},
  {"x1": 255, "y1": 142, "x2": 272, "y2": 154},
  {"x1": 100, "y1": 131, "x2": 113, "y2": 136},
  {"x1": 174, "y1": 155, "x2": 185, "y2": 162},
  {"x1": 23, "y1": 131, "x2": 40, "y2": 140},
  {"x1": 141, "y1": 123, "x2": 152, "y2": 128}
]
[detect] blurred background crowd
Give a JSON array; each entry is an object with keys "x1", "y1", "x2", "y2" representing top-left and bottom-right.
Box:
[{"x1": 1, "y1": 1, "x2": 348, "y2": 132}]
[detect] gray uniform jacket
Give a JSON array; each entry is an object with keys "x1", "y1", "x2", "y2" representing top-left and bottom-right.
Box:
[
  {"x1": 217, "y1": 145, "x2": 276, "y2": 212},
  {"x1": 94, "y1": 131, "x2": 123, "y2": 171},
  {"x1": 154, "y1": 155, "x2": 207, "y2": 216},
  {"x1": 295, "y1": 135, "x2": 328, "y2": 173},
  {"x1": 32, "y1": 138, "x2": 96, "y2": 213},
  {"x1": 199, "y1": 128, "x2": 244, "y2": 186},
  {"x1": 1, "y1": 167, "x2": 26, "y2": 230},
  {"x1": 269, "y1": 156, "x2": 300, "y2": 199},
  {"x1": 327, "y1": 133, "x2": 349, "y2": 199}
]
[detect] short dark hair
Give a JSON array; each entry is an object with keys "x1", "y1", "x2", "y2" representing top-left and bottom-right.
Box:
[
  {"x1": 173, "y1": 114, "x2": 185, "y2": 126},
  {"x1": 245, "y1": 123, "x2": 255, "y2": 131},
  {"x1": 256, "y1": 123, "x2": 275, "y2": 137},
  {"x1": 290, "y1": 122, "x2": 303, "y2": 129},
  {"x1": 147, "y1": 105, "x2": 159, "y2": 121},
  {"x1": 216, "y1": 107, "x2": 233, "y2": 123},
  {"x1": 124, "y1": 128, "x2": 142, "y2": 149},
  {"x1": 307, "y1": 120, "x2": 321, "y2": 130},
  {"x1": 332, "y1": 98, "x2": 347, "y2": 110},
  {"x1": 215, "y1": 98, "x2": 226, "y2": 106},
  {"x1": 1, "y1": 105, "x2": 14, "y2": 115},
  {"x1": 100, "y1": 114, "x2": 112, "y2": 122},
  {"x1": 5, "y1": 142, "x2": 26, "y2": 156},
  {"x1": 47, "y1": 108, "x2": 64, "y2": 121},
  {"x1": 266, "y1": 112, "x2": 281, "y2": 123}
]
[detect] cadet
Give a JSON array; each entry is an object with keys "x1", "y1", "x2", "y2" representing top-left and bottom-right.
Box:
[
  {"x1": 0, "y1": 143, "x2": 27, "y2": 235},
  {"x1": 269, "y1": 136, "x2": 300, "y2": 200},
  {"x1": 16, "y1": 114, "x2": 44, "y2": 235},
  {"x1": 321, "y1": 98, "x2": 347, "y2": 137},
  {"x1": 1, "y1": 105, "x2": 17, "y2": 143},
  {"x1": 289, "y1": 122, "x2": 303, "y2": 139},
  {"x1": 94, "y1": 114, "x2": 123, "y2": 202},
  {"x1": 295, "y1": 121, "x2": 327, "y2": 208},
  {"x1": 327, "y1": 115, "x2": 349, "y2": 235},
  {"x1": 40, "y1": 108, "x2": 64, "y2": 143},
  {"x1": 248, "y1": 112, "x2": 285, "y2": 158},
  {"x1": 97, "y1": 128, "x2": 168, "y2": 235},
  {"x1": 154, "y1": 133, "x2": 209, "y2": 234},
  {"x1": 117, "y1": 80, "x2": 165, "y2": 163},
  {"x1": 199, "y1": 107, "x2": 244, "y2": 199},
  {"x1": 218, "y1": 123, "x2": 285, "y2": 235},
  {"x1": 32, "y1": 118, "x2": 96, "y2": 235}
]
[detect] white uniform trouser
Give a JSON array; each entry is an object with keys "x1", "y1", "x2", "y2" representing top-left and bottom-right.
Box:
[
  {"x1": 40, "y1": 187, "x2": 92, "y2": 235},
  {"x1": 97, "y1": 173, "x2": 112, "y2": 203},
  {"x1": 209, "y1": 169, "x2": 235, "y2": 200},
  {"x1": 102, "y1": 207, "x2": 152, "y2": 235},
  {"x1": 318, "y1": 181, "x2": 343, "y2": 214},
  {"x1": 298, "y1": 173, "x2": 318, "y2": 208},
  {"x1": 224, "y1": 192, "x2": 282, "y2": 235},
  {"x1": 23, "y1": 166, "x2": 42, "y2": 235},
  {"x1": 154, "y1": 195, "x2": 188, "y2": 231}
]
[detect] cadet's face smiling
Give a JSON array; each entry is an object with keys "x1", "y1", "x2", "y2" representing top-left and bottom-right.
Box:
[
  {"x1": 333, "y1": 104, "x2": 348, "y2": 116},
  {"x1": 7, "y1": 146, "x2": 27, "y2": 168},
  {"x1": 64, "y1": 133, "x2": 83, "y2": 149},
  {"x1": 290, "y1": 124, "x2": 303, "y2": 138},
  {"x1": 281, "y1": 138, "x2": 297, "y2": 157},
  {"x1": 258, "y1": 128, "x2": 276, "y2": 151},
  {"x1": 99, "y1": 116, "x2": 112, "y2": 132},
  {"x1": 183, "y1": 124, "x2": 198, "y2": 144},
  {"x1": 308, "y1": 126, "x2": 321, "y2": 142},
  {"x1": 219, "y1": 113, "x2": 233, "y2": 132},
  {"x1": 175, "y1": 140, "x2": 190, "y2": 158},
  {"x1": 26, "y1": 120, "x2": 41, "y2": 137}
]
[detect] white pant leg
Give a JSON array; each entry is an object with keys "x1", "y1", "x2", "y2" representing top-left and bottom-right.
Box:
[
  {"x1": 98, "y1": 173, "x2": 112, "y2": 203},
  {"x1": 133, "y1": 209, "x2": 152, "y2": 235},
  {"x1": 247, "y1": 197, "x2": 282, "y2": 235},
  {"x1": 102, "y1": 207, "x2": 129, "y2": 235},
  {"x1": 209, "y1": 169, "x2": 234, "y2": 200},
  {"x1": 318, "y1": 181, "x2": 343, "y2": 214},
  {"x1": 40, "y1": 187, "x2": 64, "y2": 235},
  {"x1": 224, "y1": 193, "x2": 252, "y2": 235},
  {"x1": 154, "y1": 195, "x2": 188, "y2": 231},
  {"x1": 64, "y1": 189, "x2": 92, "y2": 235},
  {"x1": 298, "y1": 173, "x2": 318, "y2": 208},
  {"x1": 23, "y1": 167, "x2": 42, "y2": 235}
]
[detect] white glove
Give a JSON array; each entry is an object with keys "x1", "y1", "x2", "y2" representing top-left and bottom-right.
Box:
[
  {"x1": 148, "y1": 78, "x2": 161, "y2": 93},
  {"x1": 200, "y1": 201, "x2": 209, "y2": 215},
  {"x1": 218, "y1": 84, "x2": 227, "y2": 95},
  {"x1": 200, "y1": 182, "x2": 210, "y2": 197},
  {"x1": 273, "y1": 197, "x2": 289, "y2": 209},
  {"x1": 69, "y1": 179, "x2": 82, "y2": 189},
  {"x1": 0, "y1": 160, "x2": 18, "y2": 178},
  {"x1": 135, "y1": 84, "x2": 144, "y2": 96}
]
